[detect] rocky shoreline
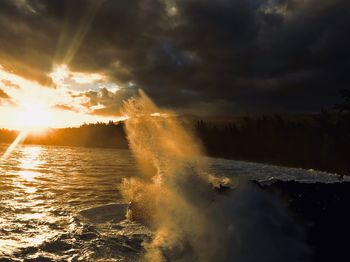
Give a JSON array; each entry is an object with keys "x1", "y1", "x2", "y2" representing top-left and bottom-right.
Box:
[{"x1": 256, "y1": 180, "x2": 350, "y2": 262}]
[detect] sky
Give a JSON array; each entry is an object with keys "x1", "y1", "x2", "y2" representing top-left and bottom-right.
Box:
[{"x1": 0, "y1": 0, "x2": 349, "y2": 129}]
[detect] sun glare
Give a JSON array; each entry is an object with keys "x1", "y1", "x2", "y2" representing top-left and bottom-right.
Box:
[
  {"x1": 15, "y1": 104, "x2": 52, "y2": 132},
  {"x1": 49, "y1": 64, "x2": 69, "y2": 86}
]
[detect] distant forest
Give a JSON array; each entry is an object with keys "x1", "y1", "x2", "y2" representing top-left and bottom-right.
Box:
[
  {"x1": 0, "y1": 121, "x2": 128, "y2": 149},
  {"x1": 197, "y1": 89, "x2": 350, "y2": 175},
  {"x1": 196, "y1": 112, "x2": 350, "y2": 176},
  {"x1": 1, "y1": 89, "x2": 350, "y2": 175}
]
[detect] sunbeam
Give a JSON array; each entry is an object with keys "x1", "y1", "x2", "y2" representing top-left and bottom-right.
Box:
[
  {"x1": 54, "y1": 1, "x2": 103, "y2": 67},
  {"x1": 1, "y1": 131, "x2": 27, "y2": 160}
]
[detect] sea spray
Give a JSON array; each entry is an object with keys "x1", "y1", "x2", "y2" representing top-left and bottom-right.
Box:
[{"x1": 120, "y1": 90, "x2": 310, "y2": 262}]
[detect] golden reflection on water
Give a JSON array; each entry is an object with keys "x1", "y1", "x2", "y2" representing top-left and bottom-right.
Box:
[
  {"x1": 0, "y1": 144, "x2": 138, "y2": 259},
  {"x1": 18, "y1": 146, "x2": 43, "y2": 181},
  {"x1": 18, "y1": 170, "x2": 39, "y2": 181},
  {"x1": 0, "y1": 145, "x2": 53, "y2": 254}
]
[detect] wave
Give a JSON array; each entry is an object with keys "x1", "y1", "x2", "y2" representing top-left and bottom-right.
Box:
[{"x1": 119, "y1": 90, "x2": 311, "y2": 262}]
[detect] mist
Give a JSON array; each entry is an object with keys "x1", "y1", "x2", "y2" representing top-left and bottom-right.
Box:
[{"x1": 119, "y1": 90, "x2": 310, "y2": 262}]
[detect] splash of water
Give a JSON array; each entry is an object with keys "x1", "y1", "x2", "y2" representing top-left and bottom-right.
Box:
[{"x1": 120, "y1": 90, "x2": 310, "y2": 262}]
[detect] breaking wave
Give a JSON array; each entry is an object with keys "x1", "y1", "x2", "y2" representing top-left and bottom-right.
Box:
[{"x1": 120, "y1": 90, "x2": 311, "y2": 262}]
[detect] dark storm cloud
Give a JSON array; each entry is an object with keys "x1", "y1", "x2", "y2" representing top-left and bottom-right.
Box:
[{"x1": 0, "y1": 0, "x2": 349, "y2": 114}]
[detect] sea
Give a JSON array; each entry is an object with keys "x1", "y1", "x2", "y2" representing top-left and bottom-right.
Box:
[{"x1": 0, "y1": 143, "x2": 347, "y2": 261}]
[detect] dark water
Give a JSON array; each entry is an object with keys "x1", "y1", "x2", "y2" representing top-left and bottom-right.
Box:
[{"x1": 0, "y1": 143, "x2": 346, "y2": 261}]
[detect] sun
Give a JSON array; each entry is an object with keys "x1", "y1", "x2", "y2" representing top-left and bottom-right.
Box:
[{"x1": 15, "y1": 104, "x2": 53, "y2": 132}]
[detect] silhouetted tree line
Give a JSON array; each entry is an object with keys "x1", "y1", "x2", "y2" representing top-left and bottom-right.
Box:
[
  {"x1": 0, "y1": 121, "x2": 129, "y2": 149},
  {"x1": 0, "y1": 128, "x2": 17, "y2": 143},
  {"x1": 196, "y1": 112, "x2": 350, "y2": 175},
  {"x1": 196, "y1": 89, "x2": 350, "y2": 175}
]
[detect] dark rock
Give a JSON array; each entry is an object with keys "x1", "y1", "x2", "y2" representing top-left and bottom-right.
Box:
[{"x1": 255, "y1": 180, "x2": 350, "y2": 262}]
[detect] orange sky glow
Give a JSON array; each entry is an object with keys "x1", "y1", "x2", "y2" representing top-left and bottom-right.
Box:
[{"x1": 0, "y1": 64, "x2": 127, "y2": 131}]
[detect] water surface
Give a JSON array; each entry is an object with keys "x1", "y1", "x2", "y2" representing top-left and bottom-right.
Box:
[
  {"x1": 0, "y1": 144, "x2": 147, "y2": 261},
  {"x1": 0, "y1": 143, "x2": 346, "y2": 261}
]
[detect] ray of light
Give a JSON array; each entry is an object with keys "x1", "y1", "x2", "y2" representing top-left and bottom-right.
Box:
[
  {"x1": 1, "y1": 131, "x2": 27, "y2": 160},
  {"x1": 54, "y1": 1, "x2": 102, "y2": 68}
]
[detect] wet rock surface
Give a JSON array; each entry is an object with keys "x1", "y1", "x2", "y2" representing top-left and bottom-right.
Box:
[{"x1": 256, "y1": 180, "x2": 350, "y2": 262}]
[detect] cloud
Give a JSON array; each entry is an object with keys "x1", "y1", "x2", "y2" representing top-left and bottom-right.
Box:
[
  {"x1": 51, "y1": 104, "x2": 77, "y2": 112},
  {"x1": 77, "y1": 87, "x2": 137, "y2": 116},
  {"x1": 0, "y1": 0, "x2": 349, "y2": 114},
  {"x1": 0, "y1": 86, "x2": 14, "y2": 107},
  {"x1": 1, "y1": 79, "x2": 20, "y2": 89},
  {"x1": 0, "y1": 88, "x2": 10, "y2": 99}
]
